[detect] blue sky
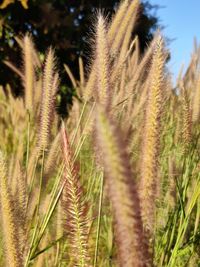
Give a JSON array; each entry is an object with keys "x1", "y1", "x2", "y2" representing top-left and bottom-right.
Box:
[{"x1": 148, "y1": 0, "x2": 200, "y2": 79}]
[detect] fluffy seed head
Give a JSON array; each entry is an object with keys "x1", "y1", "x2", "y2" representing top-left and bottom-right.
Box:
[
  {"x1": 0, "y1": 151, "x2": 23, "y2": 267},
  {"x1": 192, "y1": 73, "x2": 200, "y2": 122},
  {"x1": 23, "y1": 34, "x2": 35, "y2": 111},
  {"x1": 39, "y1": 48, "x2": 58, "y2": 151},
  {"x1": 96, "y1": 14, "x2": 110, "y2": 108},
  {"x1": 108, "y1": 0, "x2": 129, "y2": 45},
  {"x1": 95, "y1": 106, "x2": 150, "y2": 267},
  {"x1": 61, "y1": 124, "x2": 90, "y2": 266},
  {"x1": 139, "y1": 37, "x2": 165, "y2": 232},
  {"x1": 111, "y1": 0, "x2": 140, "y2": 56}
]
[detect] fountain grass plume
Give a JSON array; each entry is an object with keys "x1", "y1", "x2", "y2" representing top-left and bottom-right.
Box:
[
  {"x1": 96, "y1": 14, "x2": 110, "y2": 108},
  {"x1": 0, "y1": 151, "x2": 23, "y2": 267},
  {"x1": 107, "y1": 0, "x2": 129, "y2": 45},
  {"x1": 39, "y1": 48, "x2": 58, "y2": 151},
  {"x1": 192, "y1": 73, "x2": 200, "y2": 122},
  {"x1": 23, "y1": 34, "x2": 35, "y2": 111},
  {"x1": 61, "y1": 123, "x2": 90, "y2": 266},
  {"x1": 95, "y1": 106, "x2": 150, "y2": 267},
  {"x1": 111, "y1": 0, "x2": 139, "y2": 56},
  {"x1": 84, "y1": 0, "x2": 139, "y2": 102},
  {"x1": 139, "y1": 36, "x2": 165, "y2": 233},
  {"x1": 181, "y1": 85, "x2": 192, "y2": 153}
]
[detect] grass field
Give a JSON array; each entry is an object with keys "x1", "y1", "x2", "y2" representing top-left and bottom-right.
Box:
[{"x1": 0, "y1": 0, "x2": 200, "y2": 266}]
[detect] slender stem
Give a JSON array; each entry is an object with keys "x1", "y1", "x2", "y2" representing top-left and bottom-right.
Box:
[
  {"x1": 25, "y1": 111, "x2": 30, "y2": 179},
  {"x1": 24, "y1": 219, "x2": 39, "y2": 267},
  {"x1": 71, "y1": 101, "x2": 87, "y2": 145},
  {"x1": 93, "y1": 173, "x2": 104, "y2": 267},
  {"x1": 30, "y1": 168, "x2": 65, "y2": 259},
  {"x1": 36, "y1": 148, "x2": 45, "y2": 218},
  {"x1": 27, "y1": 149, "x2": 45, "y2": 261},
  {"x1": 26, "y1": 154, "x2": 39, "y2": 214}
]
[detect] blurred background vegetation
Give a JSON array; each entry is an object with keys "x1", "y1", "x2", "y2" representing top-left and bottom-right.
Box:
[{"x1": 0, "y1": 0, "x2": 160, "y2": 116}]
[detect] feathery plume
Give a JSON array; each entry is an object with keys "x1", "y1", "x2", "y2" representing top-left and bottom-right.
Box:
[
  {"x1": 83, "y1": 66, "x2": 96, "y2": 101},
  {"x1": 45, "y1": 132, "x2": 61, "y2": 175},
  {"x1": 17, "y1": 165, "x2": 27, "y2": 215},
  {"x1": 14, "y1": 161, "x2": 27, "y2": 257},
  {"x1": 84, "y1": 0, "x2": 139, "y2": 102},
  {"x1": 139, "y1": 37, "x2": 165, "y2": 232},
  {"x1": 118, "y1": 8, "x2": 138, "y2": 62},
  {"x1": 61, "y1": 124, "x2": 90, "y2": 266},
  {"x1": 23, "y1": 34, "x2": 36, "y2": 111},
  {"x1": 96, "y1": 14, "x2": 110, "y2": 108},
  {"x1": 111, "y1": 0, "x2": 139, "y2": 56},
  {"x1": 127, "y1": 34, "x2": 159, "y2": 93},
  {"x1": 0, "y1": 151, "x2": 23, "y2": 267},
  {"x1": 111, "y1": 35, "x2": 138, "y2": 93},
  {"x1": 192, "y1": 73, "x2": 200, "y2": 122},
  {"x1": 39, "y1": 48, "x2": 58, "y2": 151},
  {"x1": 95, "y1": 106, "x2": 150, "y2": 267},
  {"x1": 180, "y1": 85, "x2": 192, "y2": 153},
  {"x1": 107, "y1": 0, "x2": 129, "y2": 45}
]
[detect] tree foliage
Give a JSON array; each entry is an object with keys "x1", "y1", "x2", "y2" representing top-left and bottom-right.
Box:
[{"x1": 0, "y1": 0, "x2": 160, "y2": 114}]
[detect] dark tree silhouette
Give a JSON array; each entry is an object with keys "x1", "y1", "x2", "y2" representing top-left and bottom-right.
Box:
[{"x1": 0, "y1": 0, "x2": 160, "y2": 114}]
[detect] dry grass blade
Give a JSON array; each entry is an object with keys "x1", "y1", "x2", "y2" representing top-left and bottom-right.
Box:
[{"x1": 3, "y1": 60, "x2": 24, "y2": 80}]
